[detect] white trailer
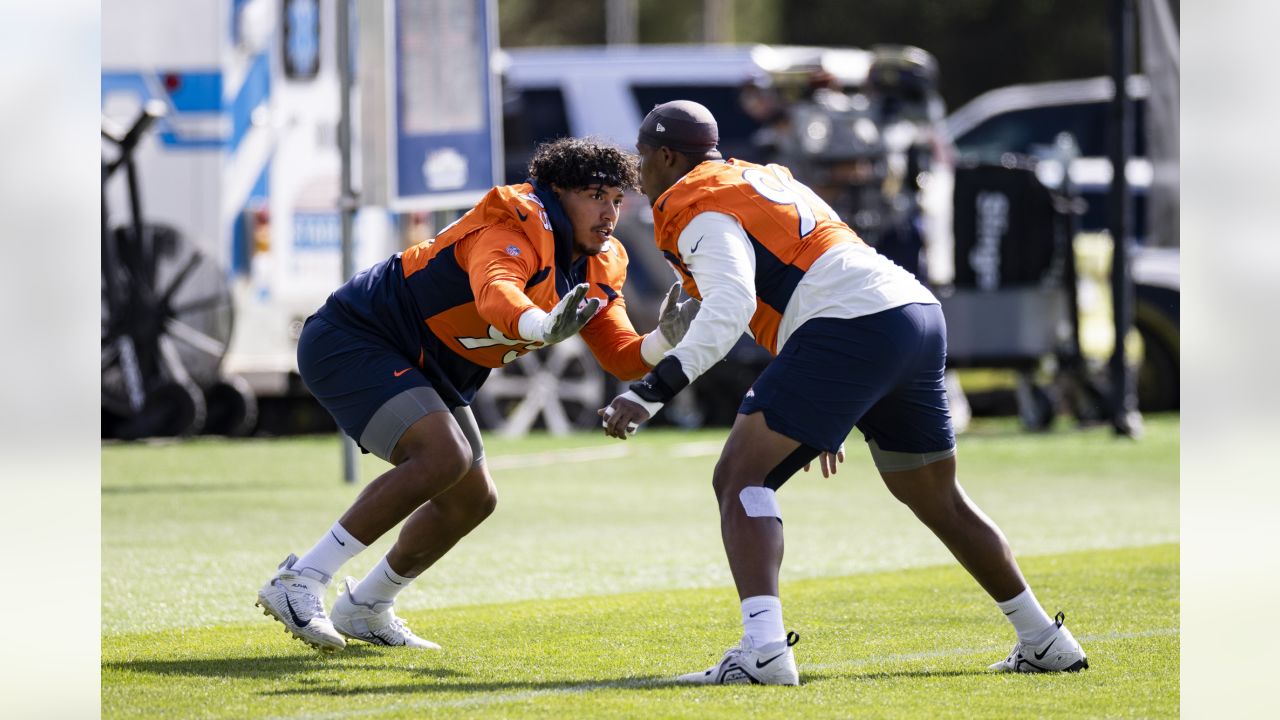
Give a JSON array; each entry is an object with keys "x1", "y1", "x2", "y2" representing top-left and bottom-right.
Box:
[{"x1": 101, "y1": 0, "x2": 396, "y2": 404}]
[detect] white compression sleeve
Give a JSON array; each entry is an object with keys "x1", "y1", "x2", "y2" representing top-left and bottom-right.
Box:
[{"x1": 667, "y1": 211, "x2": 757, "y2": 384}]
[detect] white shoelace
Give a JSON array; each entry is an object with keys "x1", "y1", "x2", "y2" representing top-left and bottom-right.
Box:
[{"x1": 388, "y1": 615, "x2": 416, "y2": 639}]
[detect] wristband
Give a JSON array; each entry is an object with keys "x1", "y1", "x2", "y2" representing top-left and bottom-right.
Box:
[{"x1": 628, "y1": 355, "x2": 690, "y2": 404}]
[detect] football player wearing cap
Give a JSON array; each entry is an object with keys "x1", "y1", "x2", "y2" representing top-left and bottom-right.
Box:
[
  {"x1": 256, "y1": 137, "x2": 699, "y2": 652},
  {"x1": 601, "y1": 101, "x2": 1086, "y2": 684}
]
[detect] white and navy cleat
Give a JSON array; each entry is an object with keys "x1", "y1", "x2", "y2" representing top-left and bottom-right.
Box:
[
  {"x1": 675, "y1": 631, "x2": 800, "y2": 685},
  {"x1": 255, "y1": 553, "x2": 345, "y2": 652},
  {"x1": 330, "y1": 576, "x2": 440, "y2": 649},
  {"x1": 989, "y1": 612, "x2": 1088, "y2": 673}
]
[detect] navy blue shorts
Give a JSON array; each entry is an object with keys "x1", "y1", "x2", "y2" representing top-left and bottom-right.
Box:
[
  {"x1": 738, "y1": 303, "x2": 955, "y2": 455},
  {"x1": 297, "y1": 313, "x2": 458, "y2": 460}
]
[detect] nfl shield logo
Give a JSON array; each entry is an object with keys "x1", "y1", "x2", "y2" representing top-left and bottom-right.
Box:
[{"x1": 505, "y1": 245, "x2": 521, "y2": 256}]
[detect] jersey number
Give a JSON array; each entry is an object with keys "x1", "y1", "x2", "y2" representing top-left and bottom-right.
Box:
[
  {"x1": 458, "y1": 325, "x2": 540, "y2": 364},
  {"x1": 741, "y1": 165, "x2": 838, "y2": 238}
]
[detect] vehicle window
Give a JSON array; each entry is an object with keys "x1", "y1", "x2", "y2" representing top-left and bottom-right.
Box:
[
  {"x1": 502, "y1": 87, "x2": 570, "y2": 183},
  {"x1": 630, "y1": 85, "x2": 764, "y2": 163},
  {"x1": 954, "y1": 100, "x2": 1146, "y2": 160},
  {"x1": 281, "y1": 0, "x2": 321, "y2": 80}
]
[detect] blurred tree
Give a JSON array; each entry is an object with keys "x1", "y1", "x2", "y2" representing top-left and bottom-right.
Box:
[
  {"x1": 779, "y1": 0, "x2": 1178, "y2": 109},
  {"x1": 498, "y1": 0, "x2": 606, "y2": 47},
  {"x1": 499, "y1": 0, "x2": 780, "y2": 46},
  {"x1": 497, "y1": 1, "x2": 1177, "y2": 109}
]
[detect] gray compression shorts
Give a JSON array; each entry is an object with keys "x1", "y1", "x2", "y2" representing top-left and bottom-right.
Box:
[{"x1": 359, "y1": 386, "x2": 485, "y2": 466}]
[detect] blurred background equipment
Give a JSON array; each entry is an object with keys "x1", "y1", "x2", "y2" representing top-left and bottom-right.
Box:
[
  {"x1": 101, "y1": 101, "x2": 255, "y2": 439},
  {"x1": 942, "y1": 156, "x2": 1096, "y2": 431},
  {"x1": 763, "y1": 44, "x2": 953, "y2": 282},
  {"x1": 943, "y1": 0, "x2": 1179, "y2": 424},
  {"x1": 101, "y1": 0, "x2": 403, "y2": 439}
]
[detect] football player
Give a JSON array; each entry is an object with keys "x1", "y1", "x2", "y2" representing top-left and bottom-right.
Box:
[
  {"x1": 257, "y1": 137, "x2": 698, "y2": 651},
  {"x1": 601, "y1": 101, "x2": 1086, "y2": 684}
]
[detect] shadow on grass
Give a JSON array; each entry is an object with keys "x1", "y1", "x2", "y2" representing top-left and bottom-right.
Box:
[
  {"x1": 103, "y1": 646, "x2": 466, "y2": 680},
  {"x1": 804, "y1": 668, "x2": 991, "y2": 684},
  {"x1": 261, "y1": 674, "x2": 674, "y2": 698}
]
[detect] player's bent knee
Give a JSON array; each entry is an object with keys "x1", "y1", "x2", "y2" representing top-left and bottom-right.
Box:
[
  {"x1": 474, "y1": 483, "x2": 498, "y2": 520},
  {"x1": 868, "y1": 438, "x2": 956, "y2": 474},
  {"x1": 433, "y1": 471, "x2": 497, "y2": 526},
  {"x1": 434, "y1": 442, "x2": 475, "y2": 483},
  {"x1": 400, "y1": 438, "x2": 474, "y2": 491}
]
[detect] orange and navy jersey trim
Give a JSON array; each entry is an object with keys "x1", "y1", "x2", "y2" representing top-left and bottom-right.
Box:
[
  {"x1": 651, "y1": 159, "x2": 865, "y2": 353},
  {"x1": 325, "y1": 182, "x2": 649, "y2": 379}
]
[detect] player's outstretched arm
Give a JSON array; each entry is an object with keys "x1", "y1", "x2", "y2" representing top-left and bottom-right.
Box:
[
  {"x1": 599, "y1": 212, "x2": 754, "y2": 439},
  {"x1": 518, "y1": 283, "x2": 600, "y2": 345}
]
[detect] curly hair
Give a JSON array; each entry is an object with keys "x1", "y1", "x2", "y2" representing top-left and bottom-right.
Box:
[{"x1": 527, "y1": 137, "x2": 640, "y2": 192}]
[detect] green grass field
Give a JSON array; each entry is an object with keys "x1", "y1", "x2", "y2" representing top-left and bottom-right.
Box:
[{"x1": 103, "y1": 415, "x2": 1179, "y2": 719}]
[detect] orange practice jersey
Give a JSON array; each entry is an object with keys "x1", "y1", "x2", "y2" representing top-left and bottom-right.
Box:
[
  {"x1": 651, "y1": 159, "x2": 865, "y2": 354},
  {"x1": 394, "y1": 183, "x2": 650, "y2": 380}
]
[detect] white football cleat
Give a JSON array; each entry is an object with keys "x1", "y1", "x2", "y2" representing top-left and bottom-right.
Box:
[
  {"x1": 675, "y1": 632, "x2": 800, "y2": 685},
  {"x1": 330, "y1": 577, "x2": 440, "y2": 649},
  {"x1": 256, "y1": 553, "x2": 345, "y2": 652},
  {"x1": 989, "y1": 612, "x2": 1089, "y2": 673}
]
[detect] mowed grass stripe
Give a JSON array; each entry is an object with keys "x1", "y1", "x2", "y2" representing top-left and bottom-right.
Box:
[
  {"x1": 102, "y1": 417, "x2": 1179, "y2": 635},
  {"x1": 103, "y1": 543, "x2": 1178, "y2": 720}
]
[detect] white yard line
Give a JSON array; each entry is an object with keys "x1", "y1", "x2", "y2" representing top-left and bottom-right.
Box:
[
  {"x1": 484, "y1": 439, "x2": 723, "y2": 471},
  {"x1": 483, "y1": 444, "x2": 632, "y2": 470},
  {"x1": 267, "y1": 627, "x2": 1179, "y2": 720}
]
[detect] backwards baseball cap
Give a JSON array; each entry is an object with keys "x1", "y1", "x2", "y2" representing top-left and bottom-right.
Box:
[{"x1": 637, "y1": 100, "x2": 720, "y2": 154}]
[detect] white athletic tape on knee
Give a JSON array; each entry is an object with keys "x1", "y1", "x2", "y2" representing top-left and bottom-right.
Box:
[{"x1": 739, "y1": 486, "x2": 781, "y2": 519}]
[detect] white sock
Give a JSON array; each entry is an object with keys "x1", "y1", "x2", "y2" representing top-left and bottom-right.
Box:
[
  {"x1": 996, "y1": 588, "x2": 1056, "y2": 643},
  {"x1": 351, "y1": 555, "x2": 413, "y2": 607},
  {"x1": 294, "y1": 522, "x2": 366, "y2": 580},
  {"x1": 741, "y1": 595, "x2": 786, "y2": 648}
]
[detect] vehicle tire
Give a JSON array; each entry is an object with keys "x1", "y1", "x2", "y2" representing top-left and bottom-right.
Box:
[
  {"x1": 116, "y1": 380, "x2": 207, "y2": 439},
  {"x1": 471, "y1": 337, "x2": 607, "y2": 436},
  {"x1": 1136, "y1": 323, "x2": 1178, "y2": 413},
  {"x1": 1015, "y1": 375, "x2": 1055, "y2": 432},
  {"x1": 203, "y1": 374, "x2": 259, "y2": 436}
]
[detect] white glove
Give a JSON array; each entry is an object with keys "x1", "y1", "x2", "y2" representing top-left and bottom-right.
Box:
[
  {"x1": 656, "y1": 282, "x2": 700, "y2": 346},
  {"x1": 518, "y1": 283, "x2": 601, "y2": 345}
]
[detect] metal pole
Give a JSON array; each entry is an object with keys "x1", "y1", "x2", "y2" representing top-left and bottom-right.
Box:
[
  {"x1": 338, "y1": 0, "x2": 360, "y2": 481},
  {"x1": 1107, "y1": 0, "x2": 1141, "y2": 437},
  {"x1": 703, "y1": 0, "x2": 733, "y2": 44},
  {"x1": 606, "y1": 0, "x2": 638, "y2": 45}
]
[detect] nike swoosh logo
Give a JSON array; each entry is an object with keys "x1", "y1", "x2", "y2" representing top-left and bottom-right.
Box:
[
  {"x1": 1004, "y1": 609, "x2": 1017, "y2": 616},
  {"x1": 516, "y1": 207, "x2": 529, "y2": 221},
  {"x1": 1033, "y1": 637, "x2": 1058, "y2": 660},
  {"x1": 393, "y1": 367, "x2": 412, "y2": 377},
  {"x1": 690, "y1": 236, "x2": 704, "y2": 253},
  {"x1": 748, "y1": 609, "x2": 770, "y2": 618},
  {"x1": 383, "y1": 570, "x2": 403, "y2": 586},
  {"x1": 283, "y1": 591, "x2": 310, "y2": 627},
  {"x1": 330, "y1": 531, "x2": 345, "y2": 547},
  {"x1": 755, "y1": 652, "x2": 786, "y2": 669},
  {"x1": 657, "y1": 196, "x2": 669, "y2": 212}
]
